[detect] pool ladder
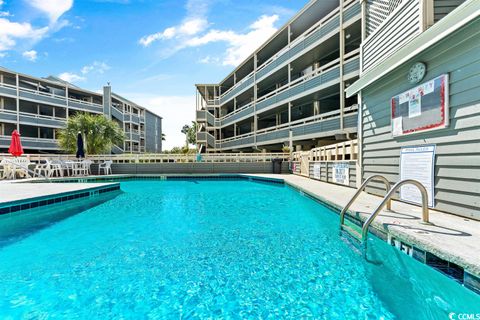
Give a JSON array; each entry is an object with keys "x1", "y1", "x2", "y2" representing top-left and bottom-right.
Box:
[{"x1": 339, "y1": 175, "x2": 430, "y2": 255}]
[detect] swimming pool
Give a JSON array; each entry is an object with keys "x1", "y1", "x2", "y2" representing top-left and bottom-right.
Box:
[{"x1": 0, "y1": 179, "x2": 478, "y2": 318}]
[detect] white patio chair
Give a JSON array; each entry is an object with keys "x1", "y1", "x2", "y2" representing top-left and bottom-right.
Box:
[
  {"x1": 0, "y1": 159, "x2": 11, "y2": 180},
  {"x1": 33, "y1": 160, "x2": 53, "y2": 178},
  {"x1": 50, "y1": 160, "x2": 65, "y2": 177},
  {"x1": 6, "y1": 157, "x2": 31, "y2": 179},
  {"x1": 98, "y1": 160, "x2": 113, "y2": 175},
  {"x1": 84, "y1": 160, "x2": 93, "y2": 176}
]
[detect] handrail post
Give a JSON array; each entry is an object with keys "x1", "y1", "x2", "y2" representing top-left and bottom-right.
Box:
[
  {"x1": 361, "y1": 179, "x2": 431, "y2": 245},
  {"x1": 339, "y1": 175, "x2": 392, "y2": 229}
]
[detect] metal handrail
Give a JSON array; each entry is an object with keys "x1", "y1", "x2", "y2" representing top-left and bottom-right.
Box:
[
  {"x1": 340, "y1": 175, "x2": 392, "y2": 229},
  {"x1": 361, "y1": 179, "x2": 430, "y2": 248},
  {"x1": 1, "y1": 158, "x2": 50, "y2": 182}
]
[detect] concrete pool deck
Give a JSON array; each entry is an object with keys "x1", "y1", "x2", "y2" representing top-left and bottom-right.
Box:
[
  {"x1": 249, "y1": 174, "x2": 480, "y2": 280},
  {"x1": 0, "y1": 181, "x2": 119, "y2": 205}
]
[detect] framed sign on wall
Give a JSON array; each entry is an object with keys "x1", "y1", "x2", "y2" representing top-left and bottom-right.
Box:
[
  {"x1": 400, "y1": 145, "x2": 436, "y2": 207},
  {"x1": 391, "y1": 74, "x2": 449, "y2": 137}
]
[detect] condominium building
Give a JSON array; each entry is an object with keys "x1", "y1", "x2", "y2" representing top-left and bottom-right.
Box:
[
  {"x1": 0, "y1": 67, "x2": 162, "y2": 154},
  {"x1": 196, "y1": 0, "x2": 361, "y2": 153}
]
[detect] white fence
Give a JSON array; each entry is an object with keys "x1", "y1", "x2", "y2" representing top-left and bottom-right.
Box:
[{"x1": 0, "y1": 152, "x2": 289, "y2": 164}]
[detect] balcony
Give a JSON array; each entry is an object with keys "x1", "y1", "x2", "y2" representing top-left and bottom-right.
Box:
[
  {"x1": 256, "y1": 57, "x2": 348, "y2": 114},
  {"x1": 256, "y1": 14, "x2": 340, "y2": 83},
  {"x1": 216, "y1": 105, "x2": 358, "y2": 150},
  {"x1": 213, "y1": 54, "x2": 360, "y2": 128},
  {"x1": 0, "y1": 110, "x2": 66, "y2": 127},
  {"x1": 196, "y1": 110, "x2": 206, "y2": 121},
  {"x1": 196, "y1": 131, "x2": 215, "y2": 147},
  {"x1": 18, "y1": 87, "x2": 67, "y2": 107},
  {"x1": 0, "y1": 135, "x2": 58, "y2": 150},
  {"x1": 216, "y1": 1, "x2": 361, "y2": 107},
  {"x1": 0, "y1": 83, "x2": 17, "y2": 97},
  {"x1": 219, "y1": 74, "x2": 255, "y2": 105},
  {"x1": 218, "y1": 102, "x2": 254, "y2": 127},
  {"x1": 68, "y1": 98, "x2": 103, "y2": 113}
]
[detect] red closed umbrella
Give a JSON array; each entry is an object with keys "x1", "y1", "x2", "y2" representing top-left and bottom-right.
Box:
[{"x1": 8, "y1": 130, "x2": 24, "y2": 157}]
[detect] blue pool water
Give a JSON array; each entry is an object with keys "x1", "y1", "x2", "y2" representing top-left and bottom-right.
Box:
[{"x1": 0, "y1": 180, "x2": 478, "y2": 319}]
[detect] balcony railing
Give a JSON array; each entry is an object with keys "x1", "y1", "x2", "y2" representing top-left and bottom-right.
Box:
[
  {"x1": 217, "y1": 102, "x2": 254, "y2": 127},
  {"x1": 0, "y1": 135, "x2": 59, "y2": 150},
  {"x1": 208, "y1": 53, "x2": 360, "y2": 129},
  {"x1": 216, "y1": 1, "x2": 361, "y2": 107},
  {"x1": 0, "y1": 109, "x2": 66, "y2": 127},
  {"x1": 216, "y1": 105, "x2": 358, "y2": 150}
]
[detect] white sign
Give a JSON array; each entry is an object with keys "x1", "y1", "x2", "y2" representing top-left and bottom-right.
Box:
[
  {"x1": 332, "y1": 162, "x2": 350, "y2": 186},
  {"x1": 313, "y1": 164, "x2": 321, "y2": 180},
  {"x1": 400, "y1": 145, "x2": 436, "y2": 207},
  {"x1": 408, "y1": 92, "x2": 422, "y2": 118}
]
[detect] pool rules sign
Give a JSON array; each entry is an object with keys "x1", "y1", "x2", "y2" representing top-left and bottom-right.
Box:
[
  {"x1": 400, "y1": 145, "x2": 436, "y2": 207},
  {"x1": 332, "y1": 162, "x2": 350, "y2": 186}
]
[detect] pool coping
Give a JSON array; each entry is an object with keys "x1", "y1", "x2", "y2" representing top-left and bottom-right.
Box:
[{"x1": 2, "y1": 173, "x2": 480, "y2": 295}]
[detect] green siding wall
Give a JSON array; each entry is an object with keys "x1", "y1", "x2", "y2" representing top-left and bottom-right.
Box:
[
  {"x1": 434, "y1": 0, "x2": 467, "y2": 22},
  {"x1": 361, "y1": 18, "x2": 480, "y2": 220}
]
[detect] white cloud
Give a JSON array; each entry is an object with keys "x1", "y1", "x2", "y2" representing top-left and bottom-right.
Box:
[
  {"x1": 22, "y1": 49, "x2": 37, "y2": 61},
  {"x1": 184, "y1": 14, "x2": 279, "y2": 66},
  {"x1": 58, "y1": 72, "x2": 86, "y2": 83},
  {"x1": 198, "y1": 55, "x2": 220, "y2": 64},
  {"x1": 28, "y1": 0, "x2": 73, "y2": 24},
  {"x1": 0, "y1": 18, "x2": 49, "y2": 51},
  {"x1": 59, "y1": 61, "x2": 110, "y2": 84},
  {"x1": 81, "y1": 61, "x2": 110, "y2": 75},
  {"x1": 0, "y1": 0, "x2": 73, "y2": 55},
  {"x1": 139, "y1": 0, "x2": 280, "y2": 67},
  {"x1": 139, "y1": 0, "x2": 209, "y2": 47},
  {"x1": 124, "y1": 94, "x2": 196, "y2": 150}
]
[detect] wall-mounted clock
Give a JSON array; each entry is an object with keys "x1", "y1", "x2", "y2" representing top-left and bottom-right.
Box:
[{"x1": 407, "y1": 62, "x2": 427, "y2": 84}]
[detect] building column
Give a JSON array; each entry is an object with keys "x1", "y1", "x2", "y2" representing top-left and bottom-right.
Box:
[
  {"x1": 288, "y1": 102, "x2": 292, "y2": 122},
  {"x1": 314, "y1": 101, "x2": 320, "y2": 116},
  {"x1": 357, "y1": 91, "x2": 363, "y2": 188},
  {"x1": 15, "y1": 74, "x2": 19, "y2": 132},
  {"x1": 339, "y1": 0, "x2": 345, "y2": 131}
]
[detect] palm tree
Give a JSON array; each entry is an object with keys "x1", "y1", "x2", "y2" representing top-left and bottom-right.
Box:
[
  {"x1": 181, "y1": 124, "x2": 190, "y2": 148},
  {"x1": 57, "y1": 113, "x2": 125, "y2": 155}
]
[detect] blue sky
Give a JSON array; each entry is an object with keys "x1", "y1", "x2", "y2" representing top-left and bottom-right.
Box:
[{"x1": 0, "y1": 0, "x2": 307, "y2": 149}]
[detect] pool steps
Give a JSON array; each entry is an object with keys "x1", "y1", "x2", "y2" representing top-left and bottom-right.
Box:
[{"x1": 340, "y1": 176, "x2": 430, "y2": 257}]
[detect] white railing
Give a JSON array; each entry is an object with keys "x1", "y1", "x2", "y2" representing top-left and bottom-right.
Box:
[
  {"x1": 19, "y1": 86, "x2": 66, "y2": 101},
  {"x1": 68, "y1": 96, "x2": 103, "y2": 108},
  {"x1": 292, "y1": 139, "x2": 358, "y2": 162},
  {"x1": 218, "y1": 105, "x2": 358, "y2": 145},
  {"x1": 0, "y1": 152, "x2": 289, "y2": 164}
]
